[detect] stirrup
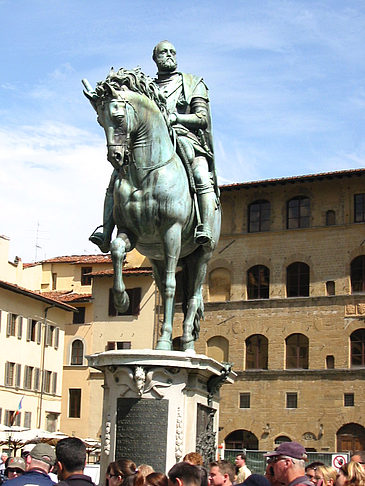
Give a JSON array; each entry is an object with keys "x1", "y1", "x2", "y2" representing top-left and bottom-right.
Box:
[
  {"x1": 194, "y1": 224, "x2": 212, "y2": 246},
  {"x1": 89, "y1": 226, "x2": 110, "y2": 253}
]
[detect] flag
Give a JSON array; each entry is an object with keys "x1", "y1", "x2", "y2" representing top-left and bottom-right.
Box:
[{"x1": 10, "y1": 396, "x2": 24, "y2": 426}]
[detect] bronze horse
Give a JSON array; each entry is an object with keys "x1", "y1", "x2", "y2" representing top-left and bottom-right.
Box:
[{"x1": 83, "y1": 68, "x2": 221, "y2": 351}]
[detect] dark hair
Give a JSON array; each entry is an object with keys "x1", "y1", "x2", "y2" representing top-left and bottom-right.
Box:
[
  {"x1": 209, "y1": 461, "x2": 235, "y2": 484},
  {"x1": 56, "y1": 437, "x2": 86, "y2": 473},
  {"x1": 306, "y1": 462, "x2": 325, "y2": 471},
  {"x1": 236, "y1": 454, "x2": 247, "y2": 461},
  {"x1": 107, "y1": 459, "x2": 144, "y2": 486},
  {"x1": 168, "y1": 462, "x2": 201, "y2": 486},
  {"x1": 242, "y1": 474, "x2": 271, "y2": 486},
  {"x1": 146, "y1": 473, "x2": 168, "y2": 486},
  {"x1": 197, "y1": 466, "x2": 208, "y2": 486}
]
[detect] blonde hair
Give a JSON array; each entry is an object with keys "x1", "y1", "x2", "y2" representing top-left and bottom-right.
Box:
[
  {"x1": 316, "y1": 465, "x2": 337, "y2": 485},
  {"x1": 340, "y1": 461, "x2": 365, "y2": 486}
]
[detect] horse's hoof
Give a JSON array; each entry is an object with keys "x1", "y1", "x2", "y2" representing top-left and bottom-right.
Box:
[
  {"x1": 113, "y1": 291, "x2": 129, "y2": 313},
  {"x1": 156, "y1": 339, "x2": 172, "y2": 350},
  {"x1": 181, "y1": 334, "x2": 195, "y2": 352}
]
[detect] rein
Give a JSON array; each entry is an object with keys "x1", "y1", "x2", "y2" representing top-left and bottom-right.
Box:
[{"x1": 105, "y1": 94, "x2": 175, "y2": 173}]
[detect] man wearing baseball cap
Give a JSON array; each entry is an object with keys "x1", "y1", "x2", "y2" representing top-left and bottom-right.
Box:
[
  {"x1": 7, "y1": 443, "x2": 55, "y2": 486},
  {"x1": 264, "y1": 442, "x2": 312, "y2": 486},
  {"x1": 6, "y1": 457, "x2": 26, "y2": 479}
]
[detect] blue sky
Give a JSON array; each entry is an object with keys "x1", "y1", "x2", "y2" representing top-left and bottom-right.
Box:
[{"x1": 1, "y1": 0, "x2": 364, "y2": 261}]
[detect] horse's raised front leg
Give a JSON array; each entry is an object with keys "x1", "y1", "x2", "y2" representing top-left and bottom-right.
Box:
[
  {"x1": 155, "y1": 224, "x2": 182, "y2": 351},
  {"x1": 110, "y1": 232, "x2": 132, "y2": 313},
  {"x1": 181, "y1": 248, "x2": 211, "y2": 351}
]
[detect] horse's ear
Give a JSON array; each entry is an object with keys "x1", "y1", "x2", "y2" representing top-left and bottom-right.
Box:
[{"x1": 104, "y1": 83, "x2": 120, "y2": 100}]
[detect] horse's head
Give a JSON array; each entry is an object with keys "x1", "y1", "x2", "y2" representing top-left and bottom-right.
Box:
[
  {"x1": 83, "y1": 75, "x2": 138, "y2": 170},
  {"x1": 83, "y1": 67, "x2": 167, "y2": 171}
]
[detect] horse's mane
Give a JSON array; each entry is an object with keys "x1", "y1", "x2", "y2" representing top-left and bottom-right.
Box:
[{"x1": 95, "y1": 67, "x2": 168, "y2": 119}]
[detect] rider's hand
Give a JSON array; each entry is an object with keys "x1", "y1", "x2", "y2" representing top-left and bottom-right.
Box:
[{"x1": 169, "y1": 112, "x2": 178, "y2": 125}]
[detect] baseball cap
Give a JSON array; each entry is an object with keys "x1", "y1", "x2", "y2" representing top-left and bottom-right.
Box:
[
  {"x1": 29, "y1": 443, "x2": 56, "y2": 466},
  {"x1": 264, "y1": 442, "x2": 308, "y2": 461},
  {"x1": 7, "y1": 457, "x2": 26, "y2": 471}
]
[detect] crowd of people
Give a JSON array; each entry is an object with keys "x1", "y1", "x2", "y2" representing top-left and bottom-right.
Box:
[{"x1": 0, "y1": 439, "x2": 365, "y2": 486}]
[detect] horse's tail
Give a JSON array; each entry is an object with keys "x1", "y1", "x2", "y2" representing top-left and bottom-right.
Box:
[{"x1": 192, "y1": 290, "x2": 204, "y2": 341}]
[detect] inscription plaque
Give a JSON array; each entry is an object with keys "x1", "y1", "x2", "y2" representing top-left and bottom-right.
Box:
[{"x1": 116, "y1": 398, "x2": 168, "y2": 471}]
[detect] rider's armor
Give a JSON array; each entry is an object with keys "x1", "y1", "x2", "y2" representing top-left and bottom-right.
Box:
[{"x1": 89, "y1": 71, "x2": 218, "y2": 252}]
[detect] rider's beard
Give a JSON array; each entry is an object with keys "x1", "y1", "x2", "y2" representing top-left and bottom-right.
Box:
[{"x1": 158, "y1": 57, "x2": 177, "y2": 72}]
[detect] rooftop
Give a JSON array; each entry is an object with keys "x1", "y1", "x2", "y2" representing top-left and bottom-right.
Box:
[
  {"x1": 0, "y1": 280, "x2": 76, "y2": 311},
  {"x1": 40, "y1": 291, "x2": 93, "y2": 303},
  {"x1": 90, "y1": 267, "x2": 153, "y2": 277},
  {"x1": 220, "y1": 168, "x2": 365, "y2": 192}
]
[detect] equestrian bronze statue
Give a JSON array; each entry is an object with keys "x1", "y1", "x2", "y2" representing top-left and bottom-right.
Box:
[{"x1": 83, "y1": 41, "x2": 220, "y2": 351}]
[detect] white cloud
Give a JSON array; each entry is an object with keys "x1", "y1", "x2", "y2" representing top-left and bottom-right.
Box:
[{"x1": 0, "y1": 123, "x2": 110, "y2": 262}]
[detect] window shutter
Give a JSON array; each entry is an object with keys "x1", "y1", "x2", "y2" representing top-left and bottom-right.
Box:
[
  {"x1": 34, "y1": 368, "x2": 40, "y2": 391},
  {"x1": 17, "y1": 316, "x2": 23, "y2": 339},
  {"x1": 4, "y1": 362, "x2": 9, "y2": 386},
  {"x1": 45, "y1": 325, "x2": 49, "y2": 346},
  {"x1": 108, "y1": 289, "x2": 117, "y2": 316},
  {"x1": 52, "y1": 372, "x2": 57, "y2": 394},
  {"x1": 23, "y1": 366, "x2": 28, "y2": 389},
  {"x1": 15, "y1": 364, "x2": 21, "y2": 387},
  {"x1": 42, "y1": 370, "x2": 46, "y2": 392},
  {"x1": 36, "y1": 321, "x2": 42, "y2": 344},
  {"x1": 6, "y1": 314, "x2": 11, "y2": 337},
  {"x1": 26, "y1": 318, "x2": 32, "y2": 341},
  {"x1": 54, "y1": 327, "x2": 60, "y2": 349},
  {"x1": 24, "y1": 411, "x2": 31, "y2": 428},
  {"x1": 131, "y1": 288, "x2": 142, "y2": 315}
]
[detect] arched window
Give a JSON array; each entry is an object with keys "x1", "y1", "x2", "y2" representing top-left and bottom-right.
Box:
[
  {"x1": 209, "y1": 268, "x2": 231, "y2": 302},
  {"x1": 275, "y1": 436, "x2": 291, "y2": 445},
  {"x1": 287, "y1": 196, "x2": 310, "y2": 229},
  {"x1": 207, "y1": 336, "x2": 229, "y2": 362},
  {"x1": 287, "y1": 262, "x2": 310, "y2": 297},
  {"x1": 286, "y1": 333, "x2": 309, "y2": 369},
  {"x1": 248, "y1": 200, "x2": 270, "y2": 233},
  {"x1": 245, "y1": 334, "x2": 268, "y2": 369},
  {"x1": 247, "y1": 265, "x2": 270, "y2": 299},
  {"x1": 337, "y1": 423, "x2": 365, "y2": 452},
  {"x1": 224, "y1": 429, "x2": 259, "y2": 450},
  {"x1": 71, "y1": 339, "x2": 84, "y2": 365},
  {"x1": 350, "y1": 329, "x2": 365, "y2": 367},
  {"x1": 351, "y1": 256, "x2": 365, "y2": 293}
]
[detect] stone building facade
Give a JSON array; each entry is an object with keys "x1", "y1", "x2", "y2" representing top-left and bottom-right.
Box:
[
  {"x1": 0, "y1": 236, "x2": 75, "y2": 434},
  {"x1": 37, "y1": 252, "x2": 155, "y2": 441},
  {"x1": 175, "y1": 168, "x2": 365, "y2": 453}
]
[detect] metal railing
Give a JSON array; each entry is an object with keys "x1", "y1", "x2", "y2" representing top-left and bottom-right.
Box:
[{"x1": 223, "y1": 450, "x2": 350, "y2": 475}]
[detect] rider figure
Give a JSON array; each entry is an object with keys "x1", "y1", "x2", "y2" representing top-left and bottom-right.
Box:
[{"x1": 90, "y1": 40, "x2": 218, "y2": 252}]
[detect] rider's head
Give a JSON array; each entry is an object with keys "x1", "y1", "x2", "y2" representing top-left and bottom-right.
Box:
[{"x1": 152, "y1": 40, "x2": 177, "y2": 73}]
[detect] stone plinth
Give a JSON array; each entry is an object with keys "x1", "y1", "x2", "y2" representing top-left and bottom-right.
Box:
[{"x1": 87, "y1": 350, "x2": 235, "y2": 475}]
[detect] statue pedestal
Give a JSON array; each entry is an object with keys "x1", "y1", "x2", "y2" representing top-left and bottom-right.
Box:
[{"x1": 87, "y1": 350, "x2": 235, "y2": 475}]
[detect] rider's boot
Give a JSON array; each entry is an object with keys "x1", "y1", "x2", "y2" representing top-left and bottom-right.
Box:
[
  {"x1": 194, "y1": 190, "x2": 216, "y2": 248},
  {"x1": 89, "y1": 192, "x2": 115, "y2": 253}
]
